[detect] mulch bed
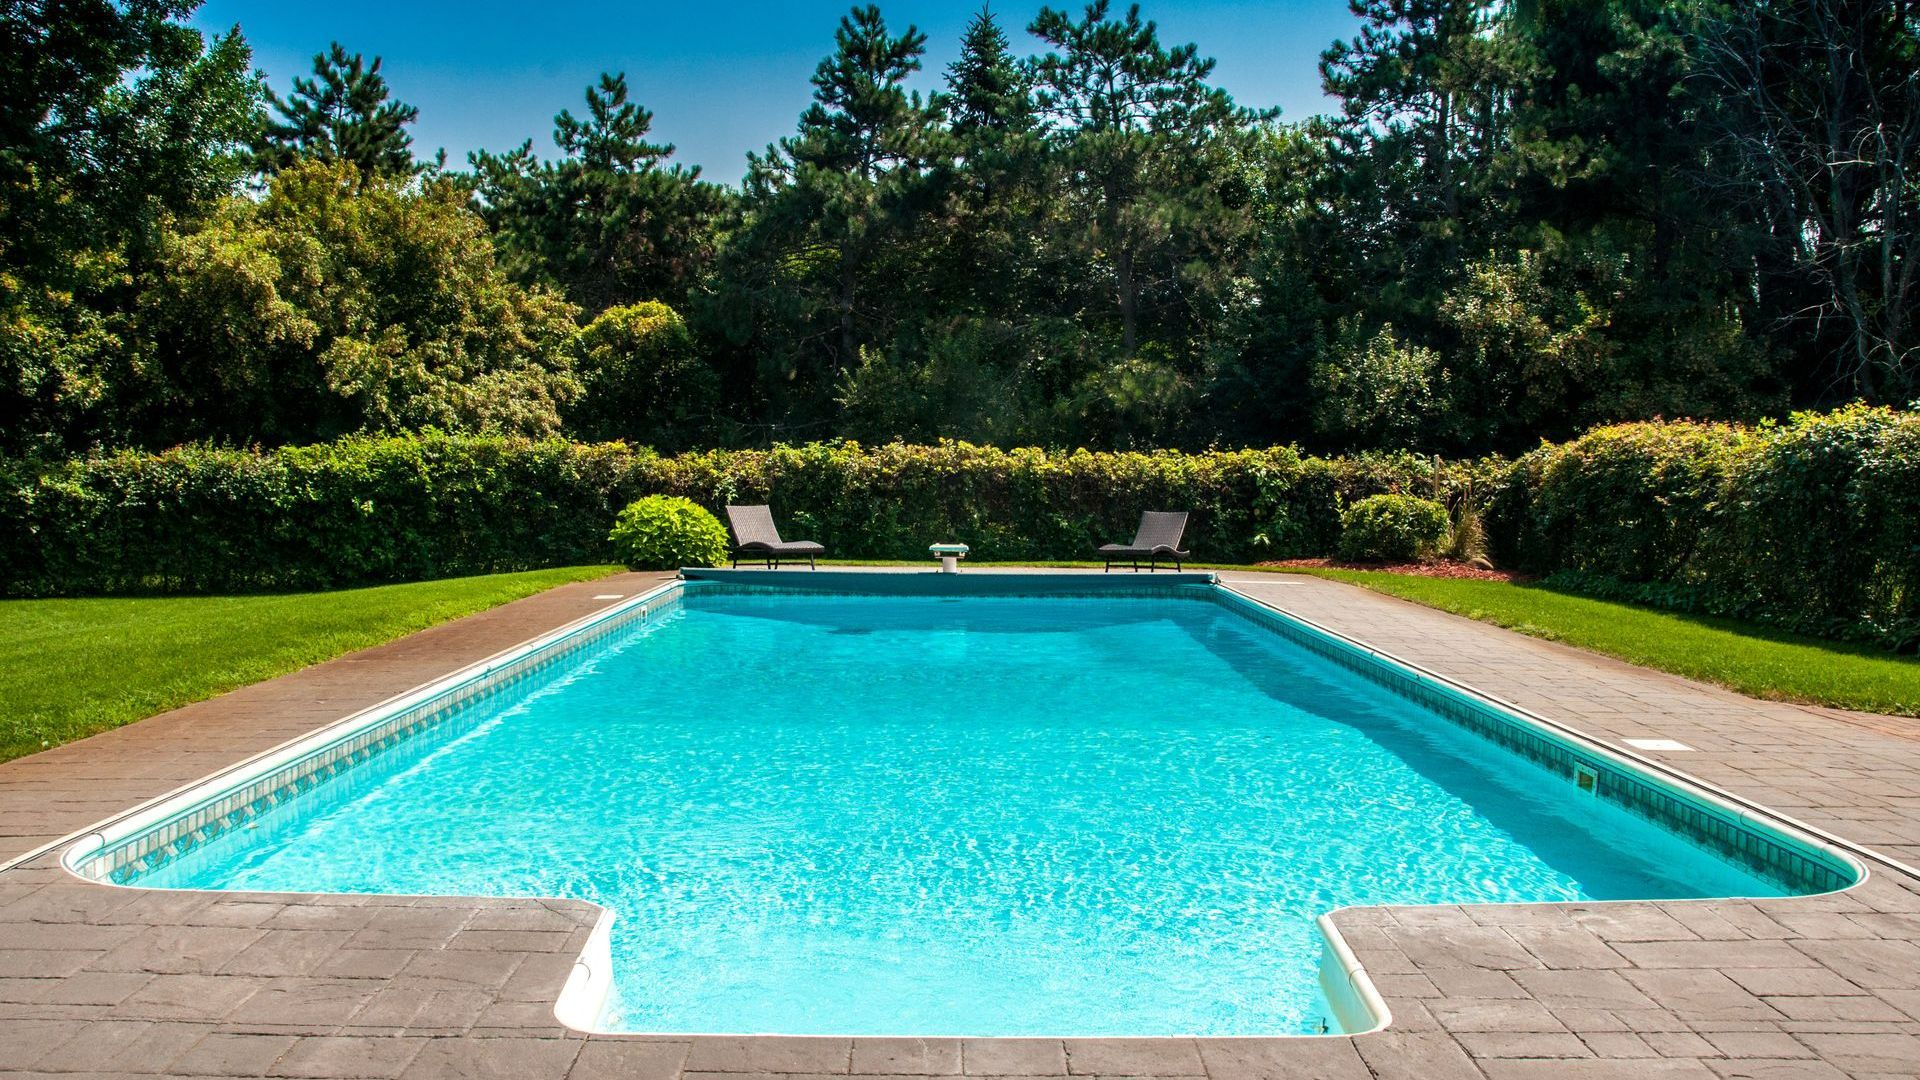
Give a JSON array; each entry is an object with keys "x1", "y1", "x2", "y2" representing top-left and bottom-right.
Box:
[{"x1": 1257, "y1": 557, "x2": 1531, "y2": 583}]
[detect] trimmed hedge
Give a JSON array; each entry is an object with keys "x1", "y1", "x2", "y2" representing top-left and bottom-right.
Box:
[
  {"x1": 0, "y1": 439, "x2": 647, "y2": 595},
  {"x1": 1486, "y1": 405, "x2": 1920, "y2": 650},
  {"x1": 0, "y1": 437, "x2": 1487, "y2": 596},
  {"x1": 7, "y1": 406, "x2": 1912, "y2": 652},
  {"x1": 1338, "y1": 494, "x2": 1450, "y2": 562}
]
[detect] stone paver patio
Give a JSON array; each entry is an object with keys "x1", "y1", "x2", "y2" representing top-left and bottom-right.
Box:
[{"x1": 3, "y1": 569, "x2": 1919, "y2": 1079}]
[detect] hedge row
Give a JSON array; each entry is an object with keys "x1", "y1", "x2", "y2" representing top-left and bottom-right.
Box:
[
  {"x1": 0, "y1": 438, "x2": 1489, "y2": 596},
  {"x1": 7, "y1": 407, "x2": 1913, "y2": 652},
  {"x1": 1486, "y1": 405, "x2": 1920, "y2": 650}
]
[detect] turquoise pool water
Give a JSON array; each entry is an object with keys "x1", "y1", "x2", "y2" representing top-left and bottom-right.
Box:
[{"x1": 131, "y1": 588, "x2": 1797, "y2": 1036}]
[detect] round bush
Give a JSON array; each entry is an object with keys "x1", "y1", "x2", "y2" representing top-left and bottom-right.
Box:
[
  {"x1": 1337, "y1": 493, "x2": 1449, "y2": 562},
  {"x1": 608, "y1": 495, "x2": 729, "y2": 570}
]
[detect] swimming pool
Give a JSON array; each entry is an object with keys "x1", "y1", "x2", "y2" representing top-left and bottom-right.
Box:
[{"x1": 66, "y1": 576, "x2": 1860, "y2": 1037}]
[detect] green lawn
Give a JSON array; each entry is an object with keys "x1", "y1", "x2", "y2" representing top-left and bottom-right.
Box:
[
  {"x1": 0, "y1": 566, "x2": 620, "y2": 764},
  {"x1": 826, "y1": 560, "x2": 1920, "y2": 715},
  {"x1": 1287, "y1": 568, "x2": 1920, "y2": 718}
]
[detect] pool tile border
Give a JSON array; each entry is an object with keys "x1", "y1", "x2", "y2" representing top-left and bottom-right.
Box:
[
  {"x1": 63, "y1": 573, "x2": 1859, "y2": 959},
  {"x1": 67, "y1": 583, "x2": 689, "y2": 884},
  {"x1": 1207, "y1": 587, "x2": 1861, "y2": 895}
]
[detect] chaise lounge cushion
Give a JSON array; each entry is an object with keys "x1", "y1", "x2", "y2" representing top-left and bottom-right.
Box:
[
  {"x1": 750, "y1": 540, "x2": 825, "y2": 556},
  {"x1": 1097, "y1": 542, "x2": 1190, "y2": 557}
]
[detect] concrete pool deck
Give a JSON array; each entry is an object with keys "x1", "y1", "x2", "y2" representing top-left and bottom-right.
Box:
[{"x1": 1, "y1": 569, "x2": 1917, "y2": 1079}]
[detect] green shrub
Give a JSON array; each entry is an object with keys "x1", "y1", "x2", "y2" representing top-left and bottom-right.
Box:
[
  {"x1": 607, "y1": 495, "x2": 728, "y2": 570},
  {"x1": 6, "y1": 407, "x2": 1916, "y2": 651},
  {"x1": 1526, "y1": 421, "x2": 1746, "y2": 581},
  {"x1": 1338, "y1": 494, "x2": 1449, "y2": 561},
  {"x1": 1483, "y1": 406, "x2": 1920, "y2": 650},
  {"x1": 0, "y1": 437, "x2": 1488, "y2": 596}
]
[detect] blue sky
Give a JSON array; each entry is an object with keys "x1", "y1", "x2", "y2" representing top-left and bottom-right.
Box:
[{"x1": 191, "y1": 1, "x2": 1362, "y2": 186}]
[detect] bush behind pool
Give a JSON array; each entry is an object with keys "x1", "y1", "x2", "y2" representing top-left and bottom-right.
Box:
[
  {"x1": 608, "y1": 496, "x2": 730, "y2": 570},
  {"x1": 3, "y1": 408, "x2": 1914, "y2": 650},
  {"x1": 1338, "y1": 494, "x2": 1449, "y2": 562}
]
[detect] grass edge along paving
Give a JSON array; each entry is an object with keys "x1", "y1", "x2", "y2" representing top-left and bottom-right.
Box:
[
  {"x1": 1287, "y1": 567, "x2": 1920, "y2": 719},
  {"x1": 0, "y1": 565, "x2": 621, "y2": 764},
  {"x1": 832, "y1": 560, "x2": 1920, "y2": 718}
]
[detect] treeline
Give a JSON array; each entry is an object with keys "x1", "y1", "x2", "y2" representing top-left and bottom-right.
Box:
[
  {"x1": 4, "y1": 1, "x2": 1916, "y2": 457},
  {"x1": 6, "y1": 407, "x2": 1915, "y2": 650}
]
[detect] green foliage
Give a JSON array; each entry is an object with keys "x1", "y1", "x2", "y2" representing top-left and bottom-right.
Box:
[
  {"x1": 254, "y1": 42, "x2": 419, "y2": 178},
  {"x1": 469, "y1": 73, "x2": 730, "y2": 311},
  {"x1": 1337, "y1": 494, "x2": 1450, "y2": 561},
  {"x1": 567, "y1": 302, "x2": 717, "y2": 450},
  {"x1": 1696, "y1": 1, "x2": 1919, "y2": 400},
  {"x1": 0, "y1": 436, "x2": 648, "y2": 596},
  {"x1": 1, "y1": 0, "x2": 261, "y2": 451},
  {"x1": 9, "y1": 406, "x2": 1916, "y2": 653},
  {"x1": 2, "y1": 1, "x2": 1915, "y2": 457},
  {"x1": 1495, "y1": 419, "x2": 1747, "y2": 582},
  {"x1": 133, "y1": 160, "x2": 581, "y2": 444},
  {"x1": 0, "y1": 435, "x2": 1485, "y2": 596},
  {"x1": 1311, "y1": 321, "x2": 1438, "y2": 450},
  {"x1": 1029, "y1": 0, "x2": 1262, "y2": 358},
  {"x1": 607, "y1": 495, "x2": 729, "y2": 570},
  {"x1": 1486, "y1": 407, "x2": 1920, "y2": 649},
  {"x1": 706, "y1": 4, "x2": 946, "y2": 429}
]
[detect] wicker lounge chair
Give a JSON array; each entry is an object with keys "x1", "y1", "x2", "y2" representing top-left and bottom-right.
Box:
[
  {"x1": 725, "y1": 504, "x2": 825, "y2": 569},
  {"x1": 1098, "y1": 511, "x2": 1191, "y2": 572}
]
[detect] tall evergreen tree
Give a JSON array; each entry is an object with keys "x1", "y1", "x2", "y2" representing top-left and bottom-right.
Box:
[
  {"x1": 1029, "y1": 1, "x2": 1254, "y2": 358},
  {"x1": 935, "y1": 7, "x2": 1049, "y2": 318},
  {"x1": 470, "y1": 73, "x2": 728, "y2": 312},
  {"x1": 710, "y1": 4, "x2": 945, "y2": 429},
  {"x1": 946, "y1": 6, "x2": 1037, "y2": 137},
  {"x1": 255, "y1": 42, "x2": 418, "y2": 178},
  {"x1": 1319, "y1": 0, "x2": 1513, "y2": 323}
]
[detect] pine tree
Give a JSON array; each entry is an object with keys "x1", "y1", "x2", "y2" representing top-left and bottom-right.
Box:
[
  {"x1": 945, "y1": 6, "x2": 1036, "y2": 136},
  {"x1": 937, "y1": 6, "x2": 1045, "y2": 312},
  {"x1": 1319, "y1": 0, "x2": 1510, "y2": 297},
  {"x1": 553, "y1": 73, "x2": 672, "y2": 173},
  {"x1": 726, "y1": 3, "x2": 943, "y2": 397},
  {"x1": 791, "y1": 5, "x2": 935, "y2": 186},
  {"x1": 1029, "y1": 1, "x2": 1253, "y2": 356},
  {"x1": 469, "y1": 72, "x2": 727, "y2": 313},
  {"x1": 255, "y1": 42, "x2": 419, "y2": 178}
]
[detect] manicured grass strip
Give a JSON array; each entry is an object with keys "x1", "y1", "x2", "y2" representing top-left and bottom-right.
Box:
[
  {"x1": 0, "y1": 566, "x2": 621, "y2": 764},
  {"x1": 1288, "y1": 569, "x2": 1920, "y2": 718}
]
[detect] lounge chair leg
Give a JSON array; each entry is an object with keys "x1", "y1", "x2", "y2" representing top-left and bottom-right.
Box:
[{"x1": 809, "y1": 556, "x2": 815, "y2": 570}]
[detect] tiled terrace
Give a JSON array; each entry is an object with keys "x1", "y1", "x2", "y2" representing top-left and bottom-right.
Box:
[{"x1": 3, "y1": 569, "x2": 1919, "y2": 1079}]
